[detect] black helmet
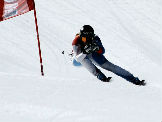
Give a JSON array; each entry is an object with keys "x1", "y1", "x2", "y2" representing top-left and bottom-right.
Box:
[{"x1": 80, "y1": 25, "x2": 94, "y2": 38}]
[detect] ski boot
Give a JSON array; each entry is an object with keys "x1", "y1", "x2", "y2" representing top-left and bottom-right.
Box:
[
  {"x1": 97, "y1": 71, "x2": 111, "y2": 82},
  {"x1": 131, "y1": 77, "x2": 146, "y2": 86}
]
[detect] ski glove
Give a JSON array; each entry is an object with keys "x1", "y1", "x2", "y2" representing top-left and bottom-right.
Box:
[
  {"x1": 91, "y1": 43, "x2": 100, "y2": 52},
  {"x1": 83, "y1": 43, "x2": 100, "y2": 54},
  {"x1": 83, "y1": 44, "x2": 92, "y2": 54}
]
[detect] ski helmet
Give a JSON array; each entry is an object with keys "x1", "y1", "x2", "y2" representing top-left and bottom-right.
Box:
[{"x1": 80, "y1": 25, "x2": 94, "y2": 38}]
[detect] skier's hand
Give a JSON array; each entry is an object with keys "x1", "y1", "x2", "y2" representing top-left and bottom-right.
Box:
[
  {"x1": 83, "y1": 43, "x2": 100, "y2": 54},
  {"x1": 91, "y1": 43, "x2": 100, "y2": 52},
  {"x1": 83, "y1": 44, "x2": 92, "y2": 54}
]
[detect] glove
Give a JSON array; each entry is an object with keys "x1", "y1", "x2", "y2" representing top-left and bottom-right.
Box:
[
  {"x1": 83, "y1": 44, "x2": 92, "y2": 54},
  {"x1": 91, "y1": 43, "x2": 100, "y2": 52},
  {"x1": 83, "y1": 43, "x2": 100, "y2": 54}
]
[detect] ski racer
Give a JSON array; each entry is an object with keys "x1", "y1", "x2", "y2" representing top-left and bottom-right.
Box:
[{"x1": 72, "y1": 25, "x2": 145, "y2": 85}]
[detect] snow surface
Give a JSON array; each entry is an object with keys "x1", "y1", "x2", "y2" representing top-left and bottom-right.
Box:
[{"x1": 0, "y1": 0, "x2": 162, "y2": 122}]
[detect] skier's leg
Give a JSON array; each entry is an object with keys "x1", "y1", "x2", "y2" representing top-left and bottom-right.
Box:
[
  {"x1": 101, "y1": 60, "x2": 135, "y2": 81},
  {"x1": 91, "y1": 53, "x2": 135, "y2": 82},
  {"x1": 79, "y1": 56, "x2": 108, "y2": 82},
  {"x1": 80, "y1": 57, "x2": 98, "y2": 76},
  {"x1": 101, "y1": 60, "x2": 145, "y2": 85}
]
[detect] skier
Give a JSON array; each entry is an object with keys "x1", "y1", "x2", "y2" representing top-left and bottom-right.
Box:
[{"x1": 72, "y1": 25, "x2": 145, "y2": 85}]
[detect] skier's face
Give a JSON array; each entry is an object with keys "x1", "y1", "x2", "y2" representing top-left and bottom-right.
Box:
[{"x1": 82, "y1": 37, "x2": 87, "y2": 43}]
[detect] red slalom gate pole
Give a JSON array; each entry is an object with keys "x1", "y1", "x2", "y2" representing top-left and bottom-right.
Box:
[
  {"x1": 0, "y1": 0, "x2": 4, "y2": 21},
  {"x1": 33, "y1": 1, "x2": 44, "y2": 76}
]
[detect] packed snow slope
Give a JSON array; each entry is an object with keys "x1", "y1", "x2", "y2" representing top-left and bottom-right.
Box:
[{"x1": 0, "y1": 0, "x2": 162, "y2": 122}]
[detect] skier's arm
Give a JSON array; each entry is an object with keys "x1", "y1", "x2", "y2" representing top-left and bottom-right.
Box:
[
  {"x1": 72, "y1": 35, "x2": 82, "y2": 55},
  {"x1": 73, "y1": 45, "x2": 81, "y2": 56},
  {"x1": 72, "y1": 35, "x2": 87, "y2": 62},
  {"x1": 94, "y1": 36, "x2": 105, "y2": 55}
]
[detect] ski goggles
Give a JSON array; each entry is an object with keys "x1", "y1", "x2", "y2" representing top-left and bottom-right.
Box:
[{"x1": 81, "y1": 32, "x2": 94, "y2": 37}]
